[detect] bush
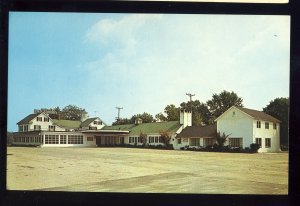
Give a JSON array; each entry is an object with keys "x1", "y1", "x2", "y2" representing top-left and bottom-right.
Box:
[{"x1": 250, "y1": 143, "x2": 260, "y2": 153}]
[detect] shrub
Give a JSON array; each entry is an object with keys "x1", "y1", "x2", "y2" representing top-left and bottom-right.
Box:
[{"x1": 250, "y1": 143, "x2": 260, "y2": 153}]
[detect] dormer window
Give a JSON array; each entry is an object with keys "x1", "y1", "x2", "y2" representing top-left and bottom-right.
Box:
[{"x1": 93, "y1": 120, "x2": 102, "y2": 125}]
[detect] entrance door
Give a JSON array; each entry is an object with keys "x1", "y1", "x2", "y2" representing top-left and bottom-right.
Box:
[
  {"x1": 120, "y1": 137, "x2": 124, "y2": 145},
  {"x1": 95, "y1": 136, "x2": 102, "y2": 146}
]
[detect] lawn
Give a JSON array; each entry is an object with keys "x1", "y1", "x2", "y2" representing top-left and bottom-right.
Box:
[{"x1": 7, "y1": 147, "x2": 288, "y2": 194}]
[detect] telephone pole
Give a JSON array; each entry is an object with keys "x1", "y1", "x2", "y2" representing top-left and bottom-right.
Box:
[
  {"x1": 115, "y1": 107, "x2": 123, "y2": 121},
  {"x1": 186, "y1": 93, "x2": 195, "y2": 111},
  {"x1": 186, "y1": 93, "x2": 195, "y2": 102}
]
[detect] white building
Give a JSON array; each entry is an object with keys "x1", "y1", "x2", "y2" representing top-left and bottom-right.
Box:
[
  {"x1": 175, "y1": 125, "x2": 216, "y2": 150},
  {"x1": 13, "y1": 109, "x2": 192, "y2": 148},
  {"x1": 216, "y1": 106, "x2": 281, "y2": 153}
]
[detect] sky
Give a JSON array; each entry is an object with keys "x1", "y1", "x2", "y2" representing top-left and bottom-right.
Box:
[{"x1": 7, "y1": 12, "x2": 290, "y2": 131}]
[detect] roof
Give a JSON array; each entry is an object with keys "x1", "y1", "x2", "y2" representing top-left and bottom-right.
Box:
[
  {"x1": 102, "y1": 124, "x2": 136, "y2": 131},
  {"x1": 236, "y1": 107, "x2": 281, "y2": 123},
  {"x1": 52, "y1": 119, "x2": 81, "y2": 129},
  {"x1": 176, "y1": 125, "x2": 217, "y2": 138},
  {"x1": 103, "y1": 121, "x2": 182, "y2": 136},
  {"x1": 129, "y1": 121, "x2": 181, "y2": 136},
  {"x1": 17, "y1": 114, "x2": 40, "y2": 125},
  {"x1": 81, "y1": 118, "x2": 98, "y2": 127}
]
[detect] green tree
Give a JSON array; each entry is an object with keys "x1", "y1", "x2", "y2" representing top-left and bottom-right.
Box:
[
  {"x1": 112, "y1": 118, "x2": 132, "y2": 125},
  {"x1": 263, "y1": 97, "x2": 289, "y2": 148},
  {"x1": 155, "y1": 113, "x2": 168, "y2": 122},
  {"x1": 206, "y1": 90, "x2": 243, "y2": 122},
  {"x1": 180, "y1": 100, "x2": 210, "y2": 125},
  {"x1": 215, "y1": 132, "x2": 229, "y2": 147},
  {"x1": 61, "y1": 105, "x2": 86, "y2": 121},
  {"x1": 131, "y1": 112, "x2": 154, "y2": 123},
  {"x1": 164, "y1": 104, "x2": 180, "y2": 121}
]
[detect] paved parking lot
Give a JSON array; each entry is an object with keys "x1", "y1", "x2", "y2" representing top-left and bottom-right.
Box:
[{"x1": 7, "y1": 147, "x2": 288, "y2": 194}]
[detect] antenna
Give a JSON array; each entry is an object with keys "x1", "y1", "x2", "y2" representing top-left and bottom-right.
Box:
[{"x1": 115, "y1": 107, "x2": 123, "y2": 121}]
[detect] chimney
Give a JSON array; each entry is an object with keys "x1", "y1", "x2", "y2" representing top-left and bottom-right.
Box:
[
  {"x1": 81, "y1": 111, "x2": 89, "y2": 122},
  {"x1": 180, "y1": 109, "x2": 192, "y2": 128}
]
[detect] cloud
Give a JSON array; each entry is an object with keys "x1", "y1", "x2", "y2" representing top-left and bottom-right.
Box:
[{"x1": 81, "y1": 14, "x2": 290, "y2": 123}]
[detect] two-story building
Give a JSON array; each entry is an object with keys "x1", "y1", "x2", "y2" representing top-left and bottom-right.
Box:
[{"x1": 216, "y1": 106, "x2": 281, "y2": 152}]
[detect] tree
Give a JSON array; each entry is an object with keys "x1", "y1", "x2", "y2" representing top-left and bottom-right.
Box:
[
  {"x1": 112, "y1": 118, "x2": 132, "y2": 125},
  {"x1": 139, "y1": 131, "x2": 148, "y2": 145},
  {"x1": 180, "y1": 100, "x2": 210, "y2": 125},
  {"x1": 159, "y1": 130, "x2": 172, "y2": 148},
  {"x1": 263, "y1": 97, "x2": 289, "y2": 148},
  {"x1": 155, "y1": 113, "x2": 167, "y2": 122},
  {"x1": 215, "y1": 132, "x2": 229, "y2": 147},
  {"x1": 164, "y1": 104, "x2": 180, "y2": 121},
  {"x1": 130, "y1": 112, "x2": 154, "y2": 123},
  {"x1": 206, "y1": 90, "x2": 243, "y2": 122},
  {"x1": 61, "y1": 105, "x2": 86, "y2": 121}
]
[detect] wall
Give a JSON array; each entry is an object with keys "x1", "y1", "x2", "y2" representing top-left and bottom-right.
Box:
[
  {"x1": 253, "y1": 121, "x2": 280, "y2": 152},
  {"x1": 217, "y1": 107, "x2": 254, "y2": 149}
]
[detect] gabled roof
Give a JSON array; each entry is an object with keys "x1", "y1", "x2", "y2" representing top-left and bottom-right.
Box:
[
  {"x1": 236, "y1": 107, "x2": 281, "y2": 123},
  {"x1": 17, "y1": 113, "x2": 50, "y2": 125},
  {"x1": 81, "y1": 117, "x2": 107, "y2": 127},
  {"x1": 17, "y1": 114, "x2": 39, "y2": 125},
  {"x1": 176, "y1": 125, "x2": 217, "y2": 139},
  {"x1": 52, "y1": 119, "x2": 81, "y2": 129},
  {"x1": 215, "y1": 106, "x2": 281, "y2": 123}
]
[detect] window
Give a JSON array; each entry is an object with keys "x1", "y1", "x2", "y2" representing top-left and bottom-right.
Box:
[
  {"x1": 257, "y1": 121, "x2": 261, "y2": 128},
  {"x1": 36, "y1": 117, "x2": 43, "y2": 122},
  {"x1": 178, "y1": 138, "x2": 181, "y2": 144},
  {"x1": 34, "y1": 125, "x2": 41, "y2": 131},
  {"x1": 87, "y1": 137, "x2": 93, "y2": 141},
  {"x1": 155, "y1": 136, "x2": 159, "y2": 143},
  {"x1": 265, "y1": 138, "x2": 271, "y2": 148},
  {"x1": 228, "y1": 138, "x2": 243, "y2": 148},
  {"x1": 60, "y1": 135, "x2": 67, "y2": 144},
  {"x1": 45, "y1": 135, "x2": 59, "y2": 144},
  {"x1": 190, "y1": 138, "x2": 200, "y2": 146},
  {"x1": 49, "y1": 125, "x2": 55, "y2": 131},
  {"x1": 68, "y1": 135, "x2": 83, "y2": 144},
  {"x1": 273, "y1": 123, "x2": 277, "y2": 130},
  {"x1": 265, "y1": 122, "x2": 269, "y2": 129},
  {"x1": 148, "y1": 136, "x2": 155, "y2": 143},
  {"x1": 204, "y1": 138, "x2": 215, "y2": 146},
  {"x1": 18, "y1": 125, "x2": 23, "y2": 132},
  {"x1": 255, "y1": 138, "x2": 262, "y2": 147},
  {"x1": 44, "y1": 117, "x2": 49, "y2": 122}
]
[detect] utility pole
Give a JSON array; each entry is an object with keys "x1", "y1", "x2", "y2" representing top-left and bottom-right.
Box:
[
  {"x1": 186, "y1": 93, "x2": 195, "y2": 111},
  {"x1": 116, "y1": 107, "x2": 123, "y2": 121},
  {"x1": 186, "y1": 93, "x2": 195, "y2": 102}
]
